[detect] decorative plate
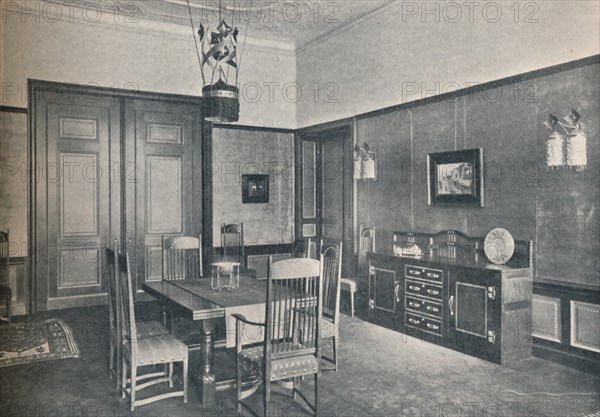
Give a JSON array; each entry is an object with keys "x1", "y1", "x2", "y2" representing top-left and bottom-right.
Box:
[{"x1": 484, "y1": 228, "x2": 515, "y2": 265}]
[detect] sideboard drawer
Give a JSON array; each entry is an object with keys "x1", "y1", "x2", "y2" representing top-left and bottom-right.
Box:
[
  {"x1": 405, "y1": 265, "x2": 443, "y2": 282},
  {"x1": 406, "y1": 279, "x2": 443, "y2": 301}
]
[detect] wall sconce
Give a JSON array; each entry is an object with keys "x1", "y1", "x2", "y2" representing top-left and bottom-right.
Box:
[
  {"x1": 354, "y1": 143, "x2": 377, "y2": 180},
  {"x1": 543, "y1": 109, "x2": 587, "y2": 171}
]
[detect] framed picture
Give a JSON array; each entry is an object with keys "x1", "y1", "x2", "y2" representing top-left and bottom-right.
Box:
[
  {"x1": 242, "y1": 174, "x2": 269, "y2": 204},
  {"x1": 427, "y1": 148, "x2": 484, "y2": 207}
]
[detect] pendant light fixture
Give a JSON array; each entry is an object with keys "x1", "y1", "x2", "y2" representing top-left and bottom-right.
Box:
[{"x1": 187, "y1": 0, "x2": 241, "y2": 122}]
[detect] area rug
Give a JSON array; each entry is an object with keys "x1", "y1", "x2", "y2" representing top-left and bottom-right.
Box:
[{"x1": 0, "y1": 318, "x2": 80, "y2": 367}]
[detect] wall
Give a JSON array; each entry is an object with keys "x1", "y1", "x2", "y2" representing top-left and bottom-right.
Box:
[
  {"x1": 211, "y1": 127, "x2": 294, "y2": 246},
  {"x1": 356, "y1": 60, "x2": 599, "y2": 286},
  {"x1": 296, "y1": 1, "x2": 600, "y2": 127},
  {"x1": 0, "y1": 8, "x2": 297, "y2": 128},
  {"x1": 0, "y1": 110, "x2": 27, "y2": 257}
]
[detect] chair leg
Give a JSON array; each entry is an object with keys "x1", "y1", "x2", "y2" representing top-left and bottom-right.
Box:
[
  {"x1": 264, "y1": 380, "x2": 271, "y2": 417},
  {"x1": 350, "y1": 290, "x2": 355, "y2": 318},
  {"x1": 237, "y1": 357, "x2": 242, "y2": 414},
  {"x1": 183, "y1": 358, "x2": 188, "y2": 403},
  {"x1": 169, "y1": 363, "x2": 174, "y2": 388},
  {"x1": 314, "y1": 373, "x2": 319, "y2": 417},
  {"x1": 121, "y1": 359, "x2": 127, "y2": 399},
  {"x1": 333, "y1": 336, "x2": 339, "y2": 372},
  {"x1": 109, "y1": 341, "x2": 114, "y2": 379},
  {"x1": 130, "y1": 364, "x2": 137, "y2": 412}
]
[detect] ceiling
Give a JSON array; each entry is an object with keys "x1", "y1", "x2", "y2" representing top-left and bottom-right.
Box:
[{"x1": 82, "y1": 0, "x2": 394, "y2": 49}]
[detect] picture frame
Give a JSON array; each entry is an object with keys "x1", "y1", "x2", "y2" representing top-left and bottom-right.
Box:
[
  {"x1": 242, "y1": 174, "x2": 269, "y2": 204},
  {"x1": 427, "y1": 148, "x2": 484, "y2": 207}
]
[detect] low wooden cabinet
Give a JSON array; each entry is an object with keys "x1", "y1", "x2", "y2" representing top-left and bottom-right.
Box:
[{"x1": 368, "y1": 251, "x2": 533, "y2": 366}]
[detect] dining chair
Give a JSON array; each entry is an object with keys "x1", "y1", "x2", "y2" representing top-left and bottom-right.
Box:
[
  {"x1": 234, "y1": 257, "x2": 323, "y2": 417},
  {"x1": 319, "y1": 240, "x2": 342, "y2": 372},
  {"x1": 0, "y1": 230, "x2": 11, "y2": 324},
  {"x1": 106, "y1": 241, "x2": 168, "y2": 389},
  {"x1": 161, "y1": 234, "x2": 219, "y2": 346},
  {"x1": 120, "y1": 251, "x2": 188, "y2": 411},
  {"x1": 221, "y1": 223, "x2": 256, "y2": 278},
  {"x1": 340, "y1": 226, "x2": 375, "y2": 317},
  {"x1": 161, "y1": 235, "x2": 203, "y2": 281},
  {"x1": 294, "y1": 237, "x2": 317, "y2": 259}
]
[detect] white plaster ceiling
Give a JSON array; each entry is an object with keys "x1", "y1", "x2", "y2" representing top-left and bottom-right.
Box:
[{"x1": 51, "y1": 0, "x2": 394, "y2": 49}]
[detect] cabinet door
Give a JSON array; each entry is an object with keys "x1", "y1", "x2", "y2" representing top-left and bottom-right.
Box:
[
  {"x1": 369, "y1": 266, "x2": 399, "y2": 313},
  {"x1": 124, "y1": 99, "x2": 203, "y2": 289},
  {"x1": 448, "y1": 268, "x2": 501, "y2": 363}
]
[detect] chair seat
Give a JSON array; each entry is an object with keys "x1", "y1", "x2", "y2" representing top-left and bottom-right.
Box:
[
  {"x1": 124, "y1": 334, "x2": 188, "y2": 367},
  {"x1": 239, "y1": 344, "x2": 319, "y2": 381},
  {"x1": 340, "y1": 278, "x2": 357, "y2": 292},
  {"x1": 136, "y1": 320, "x2": 169, "y2": 338}
]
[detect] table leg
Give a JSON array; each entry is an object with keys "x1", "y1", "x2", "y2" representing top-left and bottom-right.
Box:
[{"x1": 198, "y1": 320, "x2": 216, "y2": 404}]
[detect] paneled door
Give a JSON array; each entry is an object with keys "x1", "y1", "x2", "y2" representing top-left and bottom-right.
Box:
[
  {"x1": 123, "y1": 99, "x2": 202, "y2": 289},
  {"x1": 33, "y1": 92, "x2": 121, "y2": 310},
  {"x1": 298, "y1": 126, "x2": 352, "y2": 273}
]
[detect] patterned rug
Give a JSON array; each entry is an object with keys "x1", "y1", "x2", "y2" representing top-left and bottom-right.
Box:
[{"x1": 0, "y1": 318, "x2": 80, "y2": 367}]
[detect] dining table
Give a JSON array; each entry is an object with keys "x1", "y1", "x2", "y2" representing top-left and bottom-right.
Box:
[{"x1": 142, "y1": 276, "x2": 269, "y2": 404}]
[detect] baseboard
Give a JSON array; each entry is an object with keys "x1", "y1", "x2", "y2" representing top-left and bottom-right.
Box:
[{"x1": 533, "y1": 342, "x2": 600, "y2": 374}]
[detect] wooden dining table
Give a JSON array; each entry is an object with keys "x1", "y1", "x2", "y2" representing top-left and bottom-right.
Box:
[{"x1": 142, "y1": 277, "x2": 268, "y2": 404}]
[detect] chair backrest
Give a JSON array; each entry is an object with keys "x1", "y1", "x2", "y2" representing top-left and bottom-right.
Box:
[
  {"x1": 319, "y1": 240, "x2": 342, "y2": 324},
  {"x1": 221, "y1": 223, "x2": 244, "y2": 264},
  {"x1": 117, "y1": 251, "x2": 138, "y2": 349},
  {"x1": 106, "y1": 241, "x2": 120, "y2": 338},
  {"x1": 0, "y1": 230, "x2": 9, "y2": 282},
  {"x1": 358, "y1": 226, "x2": 375, "y2": 273},
  {"x1": 266, "y1": 257, "x2": 323, "y2": 361},
  {"x1": 162, "y1": 235, "x2": 203, "y2": 280},
  {"x1": 293, "y1": 237, "x2": 317, "y2": 259}
]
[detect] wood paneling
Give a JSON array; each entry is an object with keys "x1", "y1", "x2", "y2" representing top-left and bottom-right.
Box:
[
  {"x1": 147, "y1": 156, "x2": 182, "y2": 234},
  {"x1": 60, "y1": 153, "x2": 98, "y2": 237},
  {"x1": 532, "y1": 295, "x2": 561, "y2": 343},
  {"x1": 570, "y1": 301, "x2": 600, "y2": 353},
  {"x1": 59, "y1": 117, "x2": 98, "y2": 140},
  {"x1": 356, "y1": 60, "x2": 600, "y2": 287}
]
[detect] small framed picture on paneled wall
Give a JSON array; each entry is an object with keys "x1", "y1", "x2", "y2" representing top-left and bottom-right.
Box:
[
  {"x1": 242, "y1": 174, "x2": 269, "y2": 204},
  {"x1": 427, "y1": 148, "x2": 484, "y2": 207}
]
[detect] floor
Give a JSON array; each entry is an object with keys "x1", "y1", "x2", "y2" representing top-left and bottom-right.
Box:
[{"x1": 1, "y1": 303, "x2": 598, "y2": 417}]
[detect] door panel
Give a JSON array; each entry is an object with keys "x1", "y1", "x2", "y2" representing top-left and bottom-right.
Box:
[
  {"x1": 124, "y1": 100, "x2": 202, "y2": 287},
  {"x1": 299, "y1": 127, "x2": 352, "y2": 273},
  {"x1": 42, "y1": 97, "x2": 120, "y2": 306}
]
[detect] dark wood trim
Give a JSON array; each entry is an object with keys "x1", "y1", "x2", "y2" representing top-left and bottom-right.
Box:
[
  {"x1": 532, "y1": 280, "x2": 600, "y2": 374},
  {"x1": 0, "y1": 106, "x2": 27, "y2": 114},
  {"x1": 297, "y1": 117, "x2": 354, "y2": 135},
  {"x1": 210, "y1": 122, "x2": 295, "y2": 135},
  {"x1": 27, "y1": 81, "x2": 37, "y2": 313},
  {"x1": 202, "y1": 118, "x2": 213, "y2": 273},
  {"x1": 27, "y1": 79, "x2": 204, "y2": 106},
  {"x1": 354, "y1": 54, "x2": 600, "y2": 122},
  {"x1": 6, "y1": 256, "x2": 27, "y2": 265},
  {"x1": 294, "y1": 132, "x2": 302, "y2": 243}
]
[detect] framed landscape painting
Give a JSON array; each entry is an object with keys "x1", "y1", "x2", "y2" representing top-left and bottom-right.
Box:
[{"x1": 427, "y1": 148, "x2": 484, "y2": 207}]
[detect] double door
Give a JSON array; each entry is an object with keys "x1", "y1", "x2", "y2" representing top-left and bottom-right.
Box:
[
  {"x1": 30, "y1": 82, "x2": 204, "y2": 311},
  {"x1": 297, "y1": 126, "x2": 352, "y2": 273}
]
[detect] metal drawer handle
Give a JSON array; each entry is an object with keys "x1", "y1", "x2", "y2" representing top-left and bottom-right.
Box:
[
  {"x1": 409, "y1": 285, "x2": 421, "y2": 291},
  {"x1": 426, "y1": 289, "x2": 440, "y2": 295},
  {"x1": 409, "y1": 302, "x2": 421, "y2": 308},
  {"x1": 449, "y1": 295, "x2": 454, "y2": 316},
  {"x1": 426, "y1": 272, "x2": 439, "y2": 278},
  {"x1": 408, "y1": 318, "x2": 421, "y2": 324},
  {"x1": 426, "y1": 306, "x2": 439, "y2": 312},
  {"x1": 409, "y1": 269, "x2": 421, "y2": 275},
  {"x1": 395, "y1": 284, "x2": 400, "y2": 302},
  {"x1": 426, "y1": 323, "x2": 439, "y2": 330}
]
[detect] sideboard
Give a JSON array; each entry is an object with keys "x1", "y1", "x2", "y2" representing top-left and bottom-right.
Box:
[{"x1": 367, "y1": 230, "x2": 534, "y2": 366}]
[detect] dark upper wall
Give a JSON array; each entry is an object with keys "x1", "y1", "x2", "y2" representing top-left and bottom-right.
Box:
[{"x1": 356, "y1": 60, "x2": 599, "y2": 287}]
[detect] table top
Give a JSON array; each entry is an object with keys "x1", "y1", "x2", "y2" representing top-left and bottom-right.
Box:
[{"x1": 142, "y1": 277, "x2": 267, "y2": 321}]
